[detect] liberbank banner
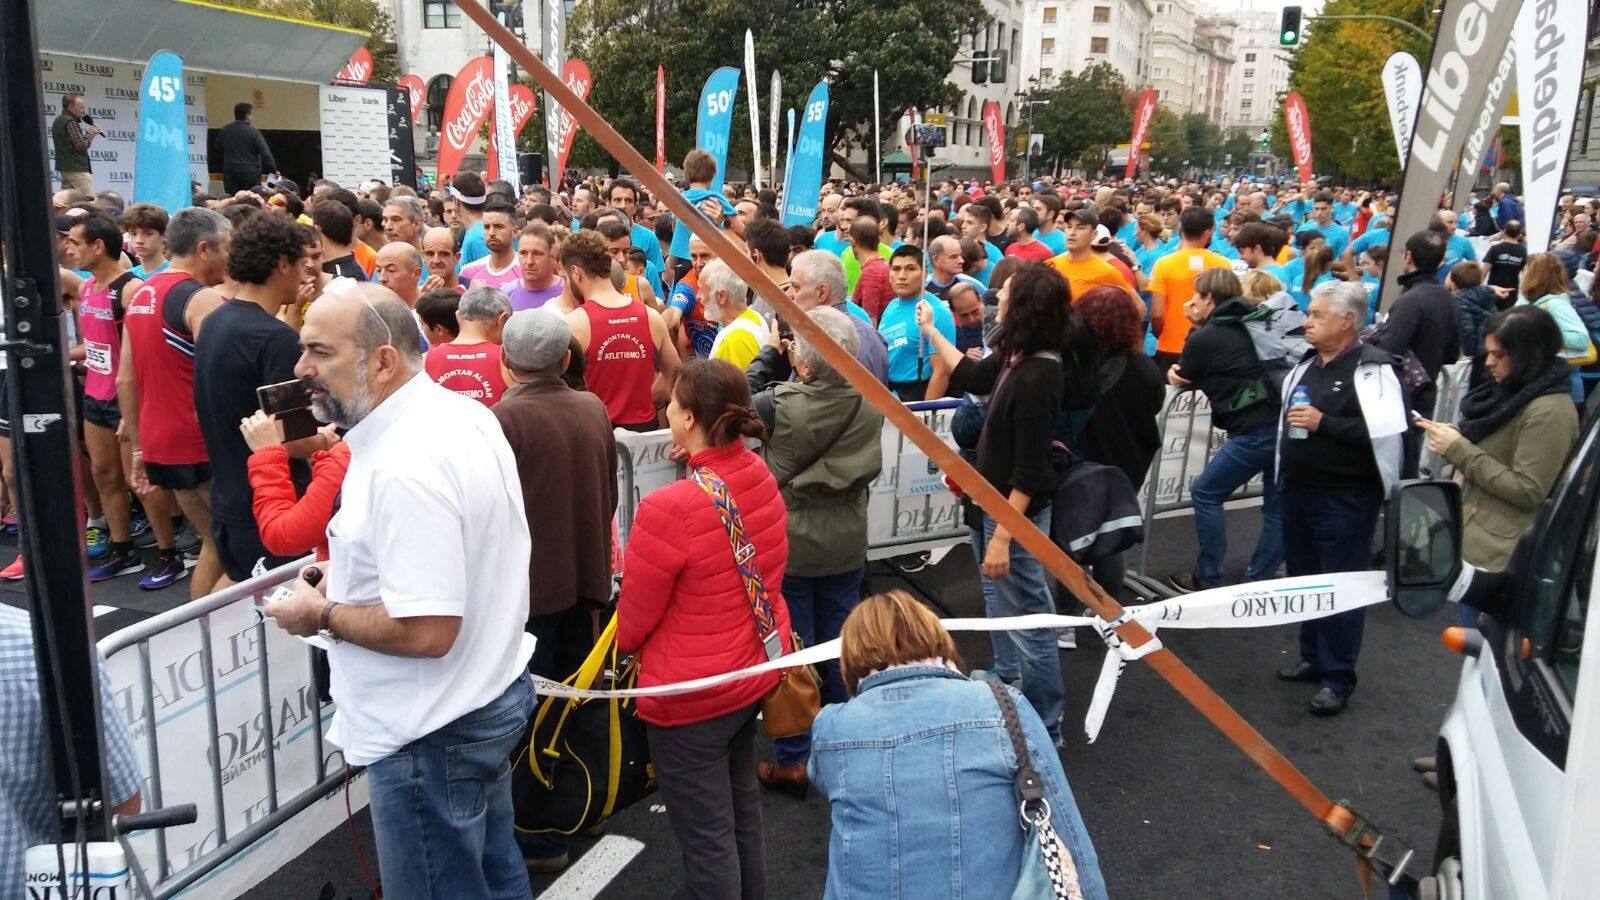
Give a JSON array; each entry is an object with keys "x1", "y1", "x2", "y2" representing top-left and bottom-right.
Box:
[
  {"x1": 1378, "y1": 0, "x2": 1521, "y2": 312},
  {"x1": 42, "y1": 53, "x2": 210, "y2": 193}
]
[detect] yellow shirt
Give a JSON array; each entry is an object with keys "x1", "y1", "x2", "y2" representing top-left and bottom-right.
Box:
[
  {"x1": 1150, "y1": 247, "x2": 1232, "y2": 354},
  {"x1": 710, "y1": 307, "x2": 767, "y2": 372}
]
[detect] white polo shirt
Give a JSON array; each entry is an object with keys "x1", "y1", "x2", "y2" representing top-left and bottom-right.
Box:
[{"x1": 324, "y1": 371, "x2": 533, "y2": 765}]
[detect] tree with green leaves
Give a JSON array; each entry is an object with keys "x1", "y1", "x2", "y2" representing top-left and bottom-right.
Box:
[
  {"x1": 563, "y1": 0, "x2": 989, "y2": 179},
  {"x1": 1027, "y1": 63, "x2": 1131, "y2": 175},
  {"x1": 1145, "y1": 106, "x2": 1187, "y2": 177},
  {"x1": 1273, "y1": 0, "x2": 1432, "y2": 182},
  {"x1": 215, "y1": 0, "x2": 400, "y2": 84}
]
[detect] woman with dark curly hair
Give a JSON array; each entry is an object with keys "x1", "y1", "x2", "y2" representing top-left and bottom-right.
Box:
[
  {"x1": 915, "y1": 264, "x2": 1090, "y2": 742},
  {"x1": 1075, "y1": 285, "x2": 1164, "y2": 601}
]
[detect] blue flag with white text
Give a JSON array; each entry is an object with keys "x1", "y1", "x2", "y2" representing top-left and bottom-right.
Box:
[
  {"x1": 134, "y1": 51, "x2": 191, "y2": 215},
  {"x1": 782, "y1": 82, "x2": 828, "y2": 227},
  {"x1": 696, "y1": 67, "x2": 741, "y2": 193}
]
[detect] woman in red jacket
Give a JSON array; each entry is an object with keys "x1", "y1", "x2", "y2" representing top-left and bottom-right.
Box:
[
  {"x1": 239, "y1": 411, "x2": 348, "y2": 561},
  {"x1": 617, "y1": 358, "x2": 790, "y2": 900}
]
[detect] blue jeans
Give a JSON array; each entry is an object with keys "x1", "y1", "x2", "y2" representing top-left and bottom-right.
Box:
[
  {"x1": 774, "y1": 567, "x2": 865, "y2": 767},
  {"x1": 971, "y1": 507, "x2": 1064, "y2": 739},
  {"x1": 1190, "y1": 425, "x2": 1283, "y2": 587},
  {"x1": 1283, "y1": 486, "x2": 1381, "y2": 696},
  {"x1": 367, "y1": 673, "x2": 534, "y2": 900}
]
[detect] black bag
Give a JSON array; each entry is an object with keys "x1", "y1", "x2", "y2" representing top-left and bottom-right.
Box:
[{"x1": 512, "y1": 613, "x2": 655, "y2": 836}]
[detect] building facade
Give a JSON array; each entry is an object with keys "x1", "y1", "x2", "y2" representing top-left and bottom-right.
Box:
[
  {"x1": 1018, "y1": 0, "x2": 1153, "y2": 89},
  {"x1": 1222, "y1": 10, "x2": 1292, "y2": 133},
  {"x1": 1193, "y1": 14, "x2": 1235, "y2": 128},
  {"x1": 868, "y1": 0, "x2": 1026, "y2": 181}
]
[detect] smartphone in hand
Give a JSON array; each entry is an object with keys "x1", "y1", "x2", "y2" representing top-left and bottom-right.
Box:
[{"x1": 256, "y1": 379, "x2": 320, "y2": 442}]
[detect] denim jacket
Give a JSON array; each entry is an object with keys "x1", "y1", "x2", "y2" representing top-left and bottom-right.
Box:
[{"x1": 808, "y1": 666, "x2": 1108, "y2": 900}]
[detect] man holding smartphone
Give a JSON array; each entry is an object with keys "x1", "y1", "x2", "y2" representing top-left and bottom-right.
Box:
[{"x1": 194, "y1": 214, "x2": 326, "y2": 584}]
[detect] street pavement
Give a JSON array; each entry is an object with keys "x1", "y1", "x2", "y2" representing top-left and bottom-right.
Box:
[
  {"x1": 223, "y1": 502, "x2": 1457, "y2": 900},
  {"x1": 5, "y1": 500, "x2": 1460, "y2": 899}
]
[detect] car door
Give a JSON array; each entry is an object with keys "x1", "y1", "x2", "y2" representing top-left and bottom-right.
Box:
[{"x1": 1476, "y1": 423, "x2": 1599, "y2": 894}]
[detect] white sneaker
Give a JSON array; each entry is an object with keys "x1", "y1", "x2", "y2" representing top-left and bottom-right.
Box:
[{"x1": 1056, "y1": 627, "x2": 1077, "y2": 650}]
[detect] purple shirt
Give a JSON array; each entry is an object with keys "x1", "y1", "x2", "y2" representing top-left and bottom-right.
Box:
[
  {"x1": 507, "y1": 281, "x2": 565, "y2": 312},
  {"x1": 459, "y1": 256, "x2": 522, "y2": 293}
]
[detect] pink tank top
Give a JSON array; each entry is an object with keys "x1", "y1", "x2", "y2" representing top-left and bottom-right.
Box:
[
  {"x1": 79, "y1": 272, "x2": 137, "y2": 401},
  {"x1": 581, "y1": 299, "x2": 658, "y2": 428}
]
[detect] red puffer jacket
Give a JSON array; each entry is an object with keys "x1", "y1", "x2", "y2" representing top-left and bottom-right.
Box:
[{"x1": 617, "y1": 443, "x2": 790, "y2": 727}]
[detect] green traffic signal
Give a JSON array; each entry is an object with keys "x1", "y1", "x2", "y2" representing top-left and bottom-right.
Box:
[{"x1": 1280, "y1": 6, "x2": 1302, "y2": 45}]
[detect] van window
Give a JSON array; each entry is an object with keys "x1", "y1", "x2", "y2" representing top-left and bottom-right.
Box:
[{"x1": 1552, "y1": 516, "x2": 1593, "y2": 696}]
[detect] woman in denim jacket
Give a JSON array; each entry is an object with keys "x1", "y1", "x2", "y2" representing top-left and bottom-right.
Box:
[{"x1": 809, "y1": 590, "x2": 1108, "y2": 899}]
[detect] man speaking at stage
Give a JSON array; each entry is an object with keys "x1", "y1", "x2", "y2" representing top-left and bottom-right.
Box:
[{"x1": 264, "y1": 282, "x2": 534, "y2": 899}]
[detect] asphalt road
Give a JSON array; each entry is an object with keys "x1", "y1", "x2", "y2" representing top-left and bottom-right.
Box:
[{"x1": 140, "y1": 502, "x2": 1455, "y2": 900}]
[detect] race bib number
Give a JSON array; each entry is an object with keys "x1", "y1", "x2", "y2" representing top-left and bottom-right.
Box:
[
  {"x1": 1188, "y1": 255, "x2": 1204, "y2": 271},
  {"x1": 84, "y1": 340, "x2": 112, "y2": 376}
]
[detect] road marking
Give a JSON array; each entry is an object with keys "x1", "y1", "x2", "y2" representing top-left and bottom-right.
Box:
[
  {"x1": 541, "y1": 835, "x2": 645, "y2": 899},
  {"x1": 94, "y1": 605, "x2": 117, "y2": 617}
]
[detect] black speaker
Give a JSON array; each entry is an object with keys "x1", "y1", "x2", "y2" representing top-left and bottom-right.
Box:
[{"x1": 518, "y1": 151, "x2": 544, "y2": 188}]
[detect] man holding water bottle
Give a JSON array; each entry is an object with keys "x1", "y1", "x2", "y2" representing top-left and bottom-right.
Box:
[{"x1": 1274, "y1": 281, "x2": 1407, "y2": 716}]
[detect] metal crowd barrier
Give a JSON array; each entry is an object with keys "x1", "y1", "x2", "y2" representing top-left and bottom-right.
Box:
[
  {"x1": 1134, "y1": 387, "x2": 1263, "y2": 578},
  {"x1": 614, "y1": 399, "x2": 968, "y2": 560},
  {"x1": 1133, "y1": 363, "x2": 1475, "y2": 581},
  {"x1": 1417, "y1": 362, "x2": 1473, "y2": 480},
  {"x1": 97, "y1": 556, "x2": 353, "y2": 900}
]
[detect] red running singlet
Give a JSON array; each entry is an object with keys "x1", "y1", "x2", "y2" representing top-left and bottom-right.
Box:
[
  {"x1": 122, "y1": 272, "x2": 209, "y2": 465},
  {"x1": 581, "y1": 299, "x2": 659, "y2": 428}
]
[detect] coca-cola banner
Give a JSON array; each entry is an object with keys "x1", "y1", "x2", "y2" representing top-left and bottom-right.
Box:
[
  {"x1": 554, "y1": 60, "x2": 592, "y2": 188},
  {"x1": 436, "y1": 56, "x2": 495, "y2": 182},
  {"x1": 398, "y1": 73, "x2": 426, "y2": 125},
  {"x1": 334, "y1": 47, "x2": 373, "y2": 86},
  {"x1": 486, "y1": 84, "x2": 537, "y2": 184},
  {"x1": 1284, "y1": 91, "x2": 1314, "y2": 184},
  {"x1": 982, "y1": 100, "x2": 1004, "y2": 184},
  {"x1": 1126, "y1": 89, "x2": 1156, "y2": 179}
]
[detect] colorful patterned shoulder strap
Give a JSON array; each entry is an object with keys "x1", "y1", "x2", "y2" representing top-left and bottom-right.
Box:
[{"x1": 690, "y1": 466, "x2": 782, "y2": 662}]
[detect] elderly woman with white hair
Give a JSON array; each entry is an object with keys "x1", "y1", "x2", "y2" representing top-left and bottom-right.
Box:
[
  {"x1": 748, "y1": 306, "x2": 885, "y2": 796},
  {"x1": 1274, "y1": 279, "x2": 1407, "y2": 717},
  {"x1": 699, "y1": 258, "x2": 769, "y2": 371}
]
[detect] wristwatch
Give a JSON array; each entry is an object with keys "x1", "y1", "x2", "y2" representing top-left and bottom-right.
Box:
[{"x1": 317, "y1": 600, "x2": 342, "y2": 644}]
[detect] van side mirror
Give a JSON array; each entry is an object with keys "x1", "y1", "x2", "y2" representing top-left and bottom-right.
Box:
[{"x1": 1385, "y1": 480, "x2": 1463, "y2": 619}]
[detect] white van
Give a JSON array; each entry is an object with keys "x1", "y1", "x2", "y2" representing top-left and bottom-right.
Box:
[{"x1": 1386, "y1": 424, "x2": 1600, "y2": 899}]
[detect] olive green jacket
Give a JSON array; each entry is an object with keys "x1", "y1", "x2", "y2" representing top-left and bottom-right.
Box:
[
  {"x1": 1443, "y1": 393, "x2": 1579, "y2": 571},
  {"x1": 760, "y1": 380, "x2": 884, "y2": 577}
]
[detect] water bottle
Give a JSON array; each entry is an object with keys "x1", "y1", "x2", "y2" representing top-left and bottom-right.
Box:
[{"x1": 1287, "y1": 385, "x2": 1310, "y2": 439}]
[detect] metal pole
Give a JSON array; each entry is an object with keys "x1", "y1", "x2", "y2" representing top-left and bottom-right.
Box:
[
  {"x1": 1307, "y1": 13, "x2": 1432, "y2": 43},
  {"x1": 0, "y1": 0, "x2": 112, "y2": 850},
  {"x1": 873, "y1": 70, "x2": 882, "y2": 186}
]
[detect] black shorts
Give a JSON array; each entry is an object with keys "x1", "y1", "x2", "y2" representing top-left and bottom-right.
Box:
[
  {"x1": 213, "y1": 519, "x2": 296, "y2": 583},
  {"x1": 81, "y1": 394, "x2": 121, "y2": 430},
  {"x1": 144, "y1": 461, "x2": 211, "y2": 491}
]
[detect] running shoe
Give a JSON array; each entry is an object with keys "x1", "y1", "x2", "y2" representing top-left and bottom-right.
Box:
[
  {"x1": 139, "y1": 551, "x2": 189, "y2": 590},
  {"x1": 1056, "y1": 627, "x2": 1077, "y2": 650},
  {"x1": 0, "y1": 555, "x2": 23, "y2": 580},
  {"x1": 89, "y1": 546, "x2": 145, "y2": 582},
  {"x1": 85, "y1": 525, "x2": 110, "y2": 560},
  {"x1": 130, "y1": 508, "x2": 155, "y2": 548}
]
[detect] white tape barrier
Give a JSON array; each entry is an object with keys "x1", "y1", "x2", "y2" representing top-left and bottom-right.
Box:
[{"x1": 533, "y1": 570, "x2": 1390, "y2": 742}]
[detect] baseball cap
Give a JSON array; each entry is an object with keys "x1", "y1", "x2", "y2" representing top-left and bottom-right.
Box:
[
  {"x1": 501, "y1": 309, "x2": 571, "y2": 372},
  {"x1": 52, "y1": 214, "x2": 78, "y2": 235},
  {"x1": 1091, "y1": 225, "x2": 1112, "y2": 249},
  {"x1": 1064, "y1": 208, "x2": 1098, "y2": 228}
]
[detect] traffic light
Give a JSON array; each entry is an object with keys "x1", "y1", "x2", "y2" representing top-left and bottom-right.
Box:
[
  {"x1": 1280, "y1": 6, "x2": 1302, "y2": 45},
  {"x1": 990, "y1": 50, "x2": 1009, "y2": 84},
  {"x1": 972, "y1": 56, "x2": 988, "y2": 85}
]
